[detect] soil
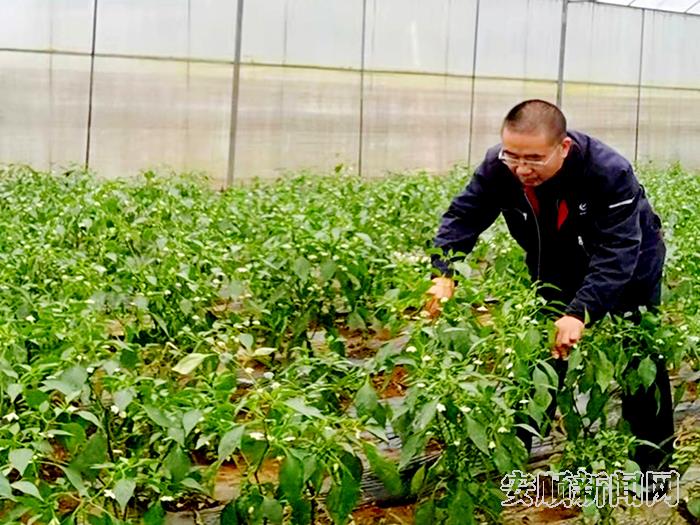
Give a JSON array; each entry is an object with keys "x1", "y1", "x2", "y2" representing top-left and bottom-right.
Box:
[{"x1": 373, "y1": 365, "x2": 409, "y2": 399}]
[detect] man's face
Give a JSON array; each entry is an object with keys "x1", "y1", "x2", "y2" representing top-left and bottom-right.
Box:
[{"x1": 499, "y1": 127, "x2": 572, "y2": 187}]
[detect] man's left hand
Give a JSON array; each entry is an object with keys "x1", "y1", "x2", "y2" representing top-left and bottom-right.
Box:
[{"x1": 552, "y1": 315, "x2": 585, "y2": 359}]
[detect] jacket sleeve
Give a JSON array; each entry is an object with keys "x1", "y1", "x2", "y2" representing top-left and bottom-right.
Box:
[
  {"x1": 565, "y1": 168, "x2": 643, "y2": 323},
  {"x1": 432, "y1": 163, "x2": 501, "y2": 276}
]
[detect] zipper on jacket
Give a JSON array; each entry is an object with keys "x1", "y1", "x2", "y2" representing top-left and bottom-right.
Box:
[
  {"x1": 577, "y1": 235, "x2": 589, "y2": 257},
  {"x1": 523, "y1": 191, "x2": 542, "y2": 281}
]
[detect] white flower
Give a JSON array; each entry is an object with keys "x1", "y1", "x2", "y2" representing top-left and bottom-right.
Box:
[
  {"x1": 488, "y1": 441, "x2": 497, "y2": 449},
  {"x1": 473, "y1": 359, "x2": 483, "y2": 366},
  {"x1": 270, "y1": 381, "x2": 281, "y2": 389},
  {"x1": 440, "y1": 297, "x2": 449, "y2": 304},
  {"x1": 249, "y1": 432, "x2": 265, "y2": 440},
  {"x1": 86, "y1": 367, "x2": 95, "y2": 374},
  {"x1": 105, "y1": 489, "x2": 116, "y2": 499},
  {"x1": 508, "y1": 371, "x2": 514, "y2": 378},
  {"x1": 504, "y1": 348, "x2": 513, "y2": 355},
  {"x1": 453, "y1": 440, "x2": 461, "y2": 447},
  {"x1": 237, "y1": 267, "x2": 248, "y2": 273},
  {"x1": 405, "y1": 346, "x2": 417, "y2": 353},
  {"x1": 161, "y1": 496, "x2": 174, "y2": 502},
  {"x1": 4, "y1": 412, "x2": 19, "y2": 421},
  {"x1": 25, "y1": 315, "x2": 36, "y2": 322},
  {"x1": 263, "y1": 372, "x2": 274, "y2": 380},
  {"x1": 459, "y1": 406, "x2": 472, "y2": 414},
  {"x1": 110, "y1": 405, "x2": 120, "y2": 414},
  {"x1": 119, "y1": 411, "x2": 127, "y2": 419},
  {"x1": 436, "y1": 403, "x2": 446, "y2": 413},
  {"x1": 514, "y1": 304, "x2": 523, "y2": 310},
  {"x1": 416, "y1": 382, "x2": 426, "y2": 389},
  {"x1": 421, "y1": 355, "x2": 432, "y2": 362},
  {"x1": 505, "y1": 362, "x2": 513, "y2": 370},
  {"x1": 252, "y1": 320, "x2": 260, "y2": 326},
  {"x1": 244, "y1": 367, "x2": 255, "y2": 374},
  {"x1": 497, "y1": 426, "x2": 508, "y2": 433}
]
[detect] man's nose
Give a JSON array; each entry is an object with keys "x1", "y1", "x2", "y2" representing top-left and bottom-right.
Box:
[{"x1": 515, "y1": 164, "x2": 533, "y2": 176}]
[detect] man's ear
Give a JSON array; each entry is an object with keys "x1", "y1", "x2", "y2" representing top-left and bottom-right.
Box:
[{"x1": 560, "y1": 136, "x2": 573, "y2": 157}]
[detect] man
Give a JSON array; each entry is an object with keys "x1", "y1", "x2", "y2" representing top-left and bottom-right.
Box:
[{"x1": 427, "y1": 99, "x2": 673, "y2": 471}]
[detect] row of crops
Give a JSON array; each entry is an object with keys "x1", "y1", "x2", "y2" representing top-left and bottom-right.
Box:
[{"x1": 0, "y1": 165, "x2": 698, "y2": 524}]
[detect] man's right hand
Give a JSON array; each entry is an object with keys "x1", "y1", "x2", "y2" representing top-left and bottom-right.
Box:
[{"x1": 425, "y1": 276, "x2": 455, "y2": 319}]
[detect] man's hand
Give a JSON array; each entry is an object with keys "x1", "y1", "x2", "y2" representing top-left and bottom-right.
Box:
[
  {"x1": 425, "y1": 277, "x2": 455, "y2": 319},
  {"x1": 552, "y1": 315, "x2": 585, "y2": 359}
]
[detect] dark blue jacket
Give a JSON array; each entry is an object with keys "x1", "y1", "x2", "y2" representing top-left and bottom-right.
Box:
[{"x1": 433, "y1": 130, "x2": 665, "y2": 322}]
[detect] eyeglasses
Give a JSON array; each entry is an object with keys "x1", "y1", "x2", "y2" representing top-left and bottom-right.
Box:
[{"x1": 498, "y1": 145, "x2": 559, "y2": 168}]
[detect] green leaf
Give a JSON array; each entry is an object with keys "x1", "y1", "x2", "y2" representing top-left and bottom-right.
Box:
[
  {"x1": 113, "y1": 478, "x2": 136, "y2": 513},
  {"x1": 414, "y1": 500, "x2": 435, "y2": 525},
  {"x1": 326, "y1": 469, "x2": 360, "y2": 525},
  {"x1": 61, "y1": 466, "x2": 87, "y2": 496},
  {"x1": 687, "y1": 497, "x2": 700, "y2": 518},
  {"x1": 173, "y1": 353, "x2": 208, "y2": 375},
  {"x1": 347, "y1": 311, "x2": 366, "y2": 331},
  {"x1": 595, "y1": 350, "x2": 614, "y2": 392},
  {"x1": 70, "y1": 433, "x2": 108, "y2": 478},
  {"x1": 399, "y1": 432, "x2": 428, "y2": 470},
  {"x1": 218, "y1": 425, "x2": 245, "y2": 460},
  {"x1": 261, "y1": 497, "x2": 283, "y2": 524},
  {"x1": 181, "y1": 478, "x2": 207, "y2": 493},
  {"x1": 179, "y1": 298, "x2": 193, "y2": 315},
  {"x1": 42, "y1": 365, "x2": 87, "y2": 397},
  {"x1": 466, "y1": 416, "x2": 489, "y2": 454},
  {"x1": 113, "y1": 389, "x2": 134, "y2": 412},
  {"x1": 638, "y1": 356, "x2": 657, "y2": 389},
  {"x1": 354, "y1": 380, "x2": 380, "y2": 421},
  {"x1": 76, "y1": 410, "x2": 102, "y2": 429},
  {"x1": 61, "y1": 422, "x2": 87, "y2": 454},
  {"x1": 238, "y1": 333, "x2": 254, "y2": 350},
  {"x1": 9, "y1": 449, "x2": 33, "y2": 476},
  {"x1": 143, "y1": 503, "x2": 166, "y2": 525},
  {"x1": 11, "y1": 480, "x2": 42, "y2": 500},
  {"x1": 279, "y1": 452, "x2": 303, "y2": 501},
  {"x1": 293, "y1": 257, "x2": 311, "y2": 282},
  {"x1": 533, "y1": 367, "x2": 551, "y2": 390},
  {"x1": 220, "y1": 500, "x2": 239, "y2": 525},
  {"x1": 356, "y1": 232, "x2": 374, "y2": 247},
  {"x1": 7, "y1": 383, "x2": 22, "y2": 402},
  {"x1": 410, "y1": 465, "x2": 426, "y2": 494},
  {"x1": 320, "y1": 260, "x2": 337, "y2": 281},
  {"x1": 0, "y1": 472, "x2": 13, "y2": 499},
  {"x1": 164, "y1": 446, "x2": 191, "y2": 483},
  {"x1": 362, "y1": 443, "x2": 402, "y2": 496},
  {"x1": 415, "y1": 399, "x2": 439, "y2": 431},
  {"x1": 284, "y1": 397, "x2": 323, "y2": 418},
  {"x1": 144, "y1": 405, "x2": 172, "y2": 428},
  {"x1": 447, "y1": 487, "x2": 475, "y2": 525},
  {"x1": 252, "y1": 347, "x2": 276, "y2": 357},
  {"x1": 182, "y1": 409, "x2": 202, "y2": 437}
]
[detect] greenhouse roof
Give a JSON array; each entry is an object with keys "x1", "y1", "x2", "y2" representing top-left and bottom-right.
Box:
[{"x1": 595, "y1": 0, "x2": 700, "y2": 14}]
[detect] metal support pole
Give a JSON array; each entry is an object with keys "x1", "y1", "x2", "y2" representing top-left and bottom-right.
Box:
[
  {"x1": 85, "y1": 0, "x2": 98, "y2": 170},
  {"x1": 358, "y1": 0, "x2": 368, "y2": 177},
  {"x1": 226, "y1": 0, "x2": 245, "y2": 188},
  {"x1": 466, "y1": 0, "x2": 480, "y2": 167},
  {"x1": 634, "y1": 9, "x2": 646, "y2": 164},
  {"x1": 555, "y1": 0, "x2": 569, "y2": 108}
]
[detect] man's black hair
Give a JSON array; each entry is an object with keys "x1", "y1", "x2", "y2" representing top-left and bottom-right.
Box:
[{"x1": 502, "y1": 99, "x2": 567, "y2": 143}]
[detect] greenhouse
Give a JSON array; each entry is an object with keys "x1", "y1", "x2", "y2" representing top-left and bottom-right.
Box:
[{"x1": 0, "y1": 1, "x2": 699, "y2": 524}]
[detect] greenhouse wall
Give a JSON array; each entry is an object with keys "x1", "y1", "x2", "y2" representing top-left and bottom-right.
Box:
[{"x1": 0, "y1": 0, "x2": 699, "y2": 185}]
